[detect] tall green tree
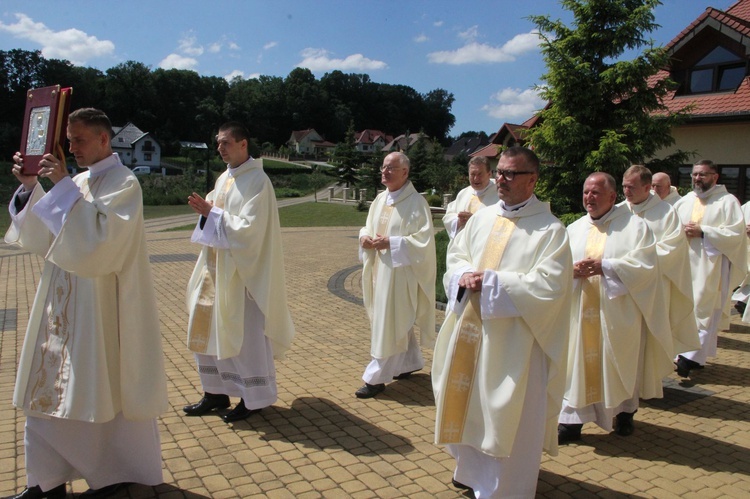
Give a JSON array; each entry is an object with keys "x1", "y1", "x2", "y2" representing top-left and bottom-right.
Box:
[
  {"x1": 527, "y1": 0, "x2": 691, "y2": 215},
  {"x1": 330, "y1": 121, "x2": 361, "y2": 187}
]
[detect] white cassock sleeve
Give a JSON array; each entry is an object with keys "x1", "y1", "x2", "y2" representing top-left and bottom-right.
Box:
[
  {"x1": 601, "y1": 258, "x2": 628, "y2": 299},
  {"x1": 191, "y1": 206, "x2": 230, "y2": 248},
  {"x1": 30, "y1": 176, "x2": 81, "y2": 237}
]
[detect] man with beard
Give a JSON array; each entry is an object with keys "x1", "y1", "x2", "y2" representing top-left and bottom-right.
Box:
[{"x1": 672, "y1": 160, "x2": 746, "y2": 377}]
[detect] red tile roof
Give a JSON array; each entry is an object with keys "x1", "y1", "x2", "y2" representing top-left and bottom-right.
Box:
[{"x1": 657, "y1": 0, "x2": 750, "y2": 118}]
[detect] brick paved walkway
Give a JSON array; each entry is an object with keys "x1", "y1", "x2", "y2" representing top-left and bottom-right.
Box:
[{"x1": 0, "y1": 219, "x2": 748, "y2": 498}]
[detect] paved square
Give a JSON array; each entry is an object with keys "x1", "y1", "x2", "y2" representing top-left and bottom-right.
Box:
[{"x1": 0, "y1": 216, "x2": 748, "y2": 497}]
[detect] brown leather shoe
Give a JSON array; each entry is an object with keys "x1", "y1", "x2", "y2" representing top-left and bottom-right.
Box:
[
  {"x1": 3, "y1": 484, "x2": 66, "y2": 499},
  {"x1": 183, "y1": 393, "x2": 230, "y2": 416}
]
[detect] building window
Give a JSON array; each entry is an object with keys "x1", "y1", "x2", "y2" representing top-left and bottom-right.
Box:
[
  {"x1": 144, "y1": 153, "x2": 152, "y2": 161},
  {"x1": 687, "y1": 46, "x2": 747, "y2": 94}
]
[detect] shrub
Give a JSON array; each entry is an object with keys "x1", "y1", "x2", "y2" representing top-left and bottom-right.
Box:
[
  {"x1": 425, "y1": 194, "x2": 443, "y2": 207},
  {"x1": 434, "y1": 229, "x2": 449, "y2": 304}
]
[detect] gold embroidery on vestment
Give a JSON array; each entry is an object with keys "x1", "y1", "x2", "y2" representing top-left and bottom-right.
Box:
[{"x1": 437, "y1": 215, "x2": 516, "y2": 443}]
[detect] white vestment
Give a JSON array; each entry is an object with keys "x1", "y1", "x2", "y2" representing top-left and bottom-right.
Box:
[
  {"x1": 433, "y1": 196, "x2": 572, "y2": 495},
  {"x1": 562, "y1": 205, "x2": 665, "y2": 430},
  {"x1": 661, "y1": 186, "x2": 682, "y2": 206},
  {"x1": 4, "y1": 153, "x2": 167, "y2": 488},
  {"x1": 186, "y1": 158, "x2": 294, "y2": 404},
  {"x1": 624, "y1": 195, "x2": 699, "y2": 361},
  {"x1": 730, "y1": 201, "x2": 750, "y2": 321},
  {"x1": 442, "y1": 181, "x2": 499, "y2": 239},
  {"x1": 673, "y1": 185, "x2": 746, "y2": 363},
  {"x1": 359, "y1": 181, "x2": 436, "y2": 376}
]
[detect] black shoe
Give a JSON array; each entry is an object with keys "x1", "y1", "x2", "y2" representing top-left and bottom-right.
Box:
[
  {"x1": 355, "y1": 383, "x2": 385, "y2": 399},
  {"x1": 2, "y1": 484, "x2": 66, "y2": 499},
  {"x1": 451, "y1": 478, "x2": 472, "y2": 491},
  {"x1": 79, "y1": 482, "x2": 131, "y2": 498},
  {"x1": 675, "y1": 355, "x2": 703, "y2": 378},
  {"x1": 558, "y1": 423, "x2": 582, "y2": 444},
  {"x1": 735, "y1": 301, "x2": 747, "y2": 314},
  {"x1": 183, "y1": 392, "x2": 230, "y2": 416},
  {"x1": 614, "y1": 411, "x2": 636, "y2": 436},
  {"x1": 393, "y1": 370, "x2": 418, "y2": 380},
  {"x1": 222, "y1": 399, "x2": 261, "y2": 423}
]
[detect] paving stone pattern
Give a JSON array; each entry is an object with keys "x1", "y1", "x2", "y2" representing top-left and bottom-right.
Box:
[{"x1": 0, "y1": 218, "x2": 748, "y2": 498}]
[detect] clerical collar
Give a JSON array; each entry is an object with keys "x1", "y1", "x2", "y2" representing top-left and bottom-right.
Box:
[
  {"x1": 498, "y1": 195, "x2": 535, "y2": 216},
  {"x1": 695, "y1": 183, "x2": 719, "y2": 200},
  {"x1": 628, "y1": 193, "x2": 653, "y2": 214},
  {"x1": 228, "y1": 156, "x2": 254, "y2": 176},
  {"x1": 386, "y1": 183, "x2": 408, "y2": 205},
  {"x1": 88, "y1": 153, "x2": 120, "y2": 178},
  {"x1": 589, "y1": 205, "x2": 616, "y2": 226},
  {"x1": 473, "y1": 182, "x2": 493, "y2": 197}
]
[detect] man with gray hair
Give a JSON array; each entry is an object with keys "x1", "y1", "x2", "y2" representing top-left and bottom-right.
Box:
[
  {"x1": 357, "y1": 152, "x2": 436, "y2": 398},
  {"x1": 442, "y1": 156, "x2": 498, "y2": 239}
]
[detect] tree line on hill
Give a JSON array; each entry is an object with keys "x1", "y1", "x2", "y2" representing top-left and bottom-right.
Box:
[{"x1": 0, "y1": 48, "x2": 456, "y2": 160}]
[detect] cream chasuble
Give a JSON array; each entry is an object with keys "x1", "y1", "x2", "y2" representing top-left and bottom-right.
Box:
[
  {"x1": 433, "y1": 197, "x2": 572, "y2": 458},
  {"x1": 673, "y1": 186, "x2": 746, "y2": 333},
  {"x1": 624, "y1": 196, "x2": 699, "y2": 364},
  {"x1": 442, "y1": 182, "x2": 499, "y2": 238},
  {"x1": 359, "y1": 181, "x2": 436, "y2": 357},
  {"x1": 5, "y1": 155, "x2": 167, "y2": 422},
  {"x1": 565, "y1": 205, "x2": 661, "y2": 409},
  {"x1": 186, "y1": 159, "x2": 295, "y2": 361}
]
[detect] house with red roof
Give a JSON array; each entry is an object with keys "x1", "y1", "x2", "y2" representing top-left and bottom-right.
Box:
[
  {"x1": 470, "y1": 114, "x2": 542, "y2": 169},
  {"x1": 354, "y1": 129, "x2": 392, "y2": 154},
  {"x1": 652, "y1": 0, "x2": 750, "y2": 200},
  {"x1": 286, "y1": 128, "x2": 336, "y2": 157}
]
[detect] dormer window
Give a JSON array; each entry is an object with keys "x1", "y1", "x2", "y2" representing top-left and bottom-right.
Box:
[{"x1": 688, "y1": 46, "x2": 746, "y2": 94}]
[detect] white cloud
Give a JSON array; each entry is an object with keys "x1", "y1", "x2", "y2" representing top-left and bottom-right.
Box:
[
  {"x1": 178, "y1": 33, "x2": 203, "y2": 56},
  {"x1": 224, "y1": 70, "x2": 245, "y2": 81},
  {"x1": 208, "y1": 42, "x2": 221, "y2": 53},
  {"x1": 481, "y1": 87, "x2": 545, "y2": 121},
  {"x1": 434, "y1": 20, "x2": 444, "y2": 27},
  {"x1": 263, "y1": 41, "x2": 278, "y2": 50},
  {"x1": 414, "y1": 33, "x2": 429, "y2": 43},
  {"x1": 229, "y1": 41, "x2": 240, "y2": 50},
  {"x1": 296, "y1": 48, "x2": 387, "y2": 72},
  {"x1": 428, "y1": 30, "x2": 541, "y2": 65},
  {"x1": 158, "y1": 53, "x2": 198, "y2": 70},
  {"x1": 0, "y1": 13, "x2": 114, "y2": 65},
  {"x1": 458, "y1": 25, "x2": 479, "y2": 42}
]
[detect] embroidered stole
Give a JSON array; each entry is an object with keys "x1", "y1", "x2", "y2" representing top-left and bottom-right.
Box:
[
  {"x1": 437, "y1": 215, "x2": 516, "y2": 443},
  {"x1": 581, "y1": 223, "x2": 608, "y2": 405},
  {"x1": 467, "y1": 194, "x2": 481, "y2": 214},
  {"x1": 690, "y1": 196, "x2": 706, "y2": 224},
  {"x1": 188, "y1": 176, "x2": 235, "y2": 352},
  {"x1": 371, "y1": 203, "x2": 394, "y2": 284}
]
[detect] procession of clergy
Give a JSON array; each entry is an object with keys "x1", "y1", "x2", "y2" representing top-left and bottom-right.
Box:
[{"x1": 4, "y1": 110, "x2": 748, "y2": 499}]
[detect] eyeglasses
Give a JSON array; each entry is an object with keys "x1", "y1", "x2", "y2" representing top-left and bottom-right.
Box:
[
  {"x1": 380, "y1": 165, "x2": 405, "y2": 173},
  {"x1": 691, "y1": 172, "x2": 717, "y2": 178},
  {"x1": 496, "y1": 169, "x2": 535, "y2": 181}
]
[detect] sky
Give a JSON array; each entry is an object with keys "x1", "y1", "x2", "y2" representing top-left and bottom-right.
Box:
[{"x1": 0, "y1": 0, "x2": 739, "y2": 137}]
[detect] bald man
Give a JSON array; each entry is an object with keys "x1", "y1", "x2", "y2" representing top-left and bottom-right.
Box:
[{"x1": 651, "y1": 172, "x2": 681, "y2": 205}]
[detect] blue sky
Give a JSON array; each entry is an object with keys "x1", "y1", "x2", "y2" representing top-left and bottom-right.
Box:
[{"x1": 0, "y1": 0, "x2": 738, "y2": 137}]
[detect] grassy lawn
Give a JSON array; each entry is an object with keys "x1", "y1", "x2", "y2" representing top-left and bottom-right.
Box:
[
  {"x1": 279, "y1": 202, "x2": 366, "y2": 227},
  {"x1": 143, "y1": 204, "x2": 194, "y2": 219}
]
